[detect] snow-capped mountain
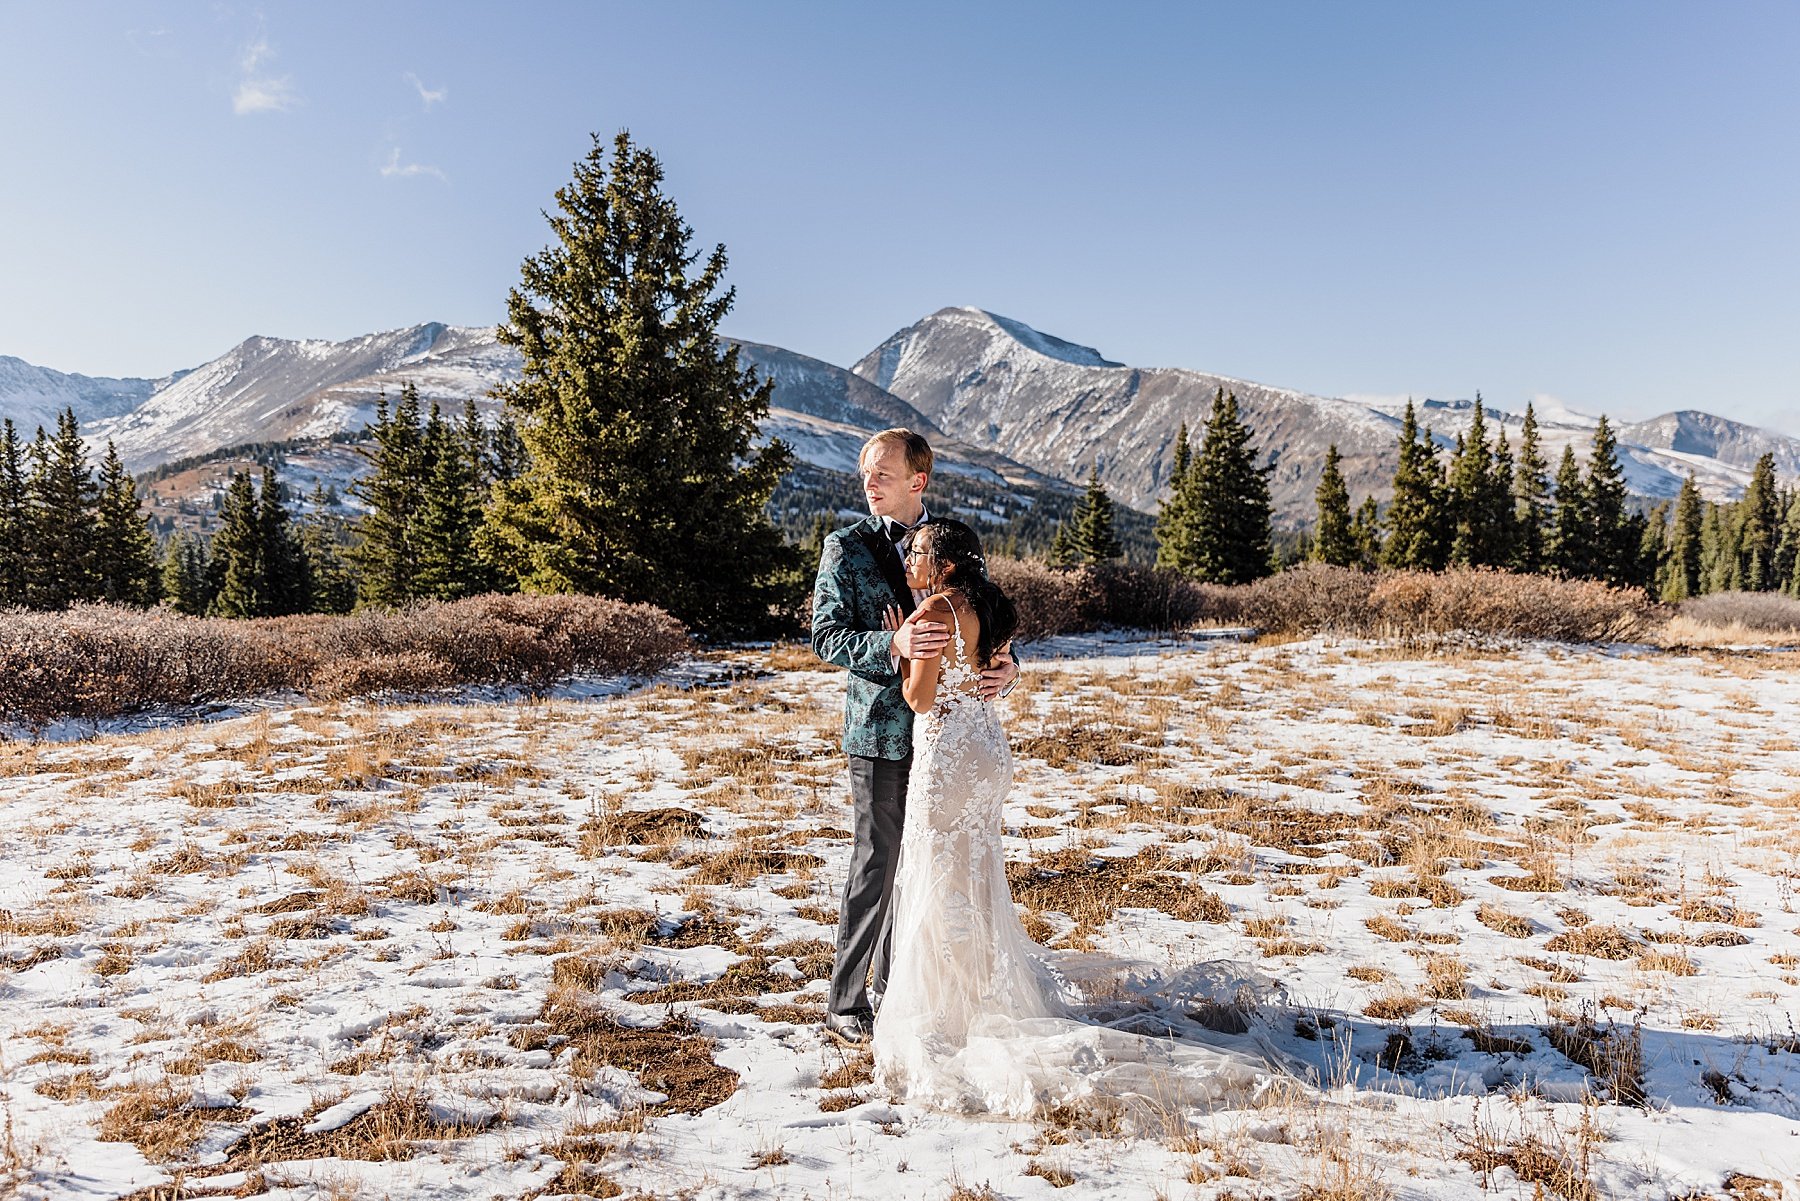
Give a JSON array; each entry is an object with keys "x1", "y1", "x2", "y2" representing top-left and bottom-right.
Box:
[
  {"x1": 0, "y1": 356, "x2": 169, "y2": 441},
  {"x1": 82, "y1": 323, "x2": 508, "y2": 472},
  {"x1": 1365, "y1": 397, "x2": 1793, "y2": 505},
  {"x1": 0, "y1": 325, "x2": 1062, "y2": 498},
  {"x1": 854, "y1": 306, "x2": 1404, "y2": 519},
  {"x1": 6, "y1": 309, "x2": 1794, "y2": 528},
  {"x1": 853, "y1": 306, "x2": 1800, "y2": 520}
]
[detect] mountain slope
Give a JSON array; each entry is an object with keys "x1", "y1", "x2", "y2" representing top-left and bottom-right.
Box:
[
  {"x1": 0, "y1": 325, "x2": 1063, "y2": 500},
  {"x1": 854, "y1": 306, "x2": 1399, "y2": 521},
  {"x1": 855, "y1": 307, "x2": 1800, "y2": 520},
  {"x1": 0, "y1": 356, "x2": 168, "y2": 440}
]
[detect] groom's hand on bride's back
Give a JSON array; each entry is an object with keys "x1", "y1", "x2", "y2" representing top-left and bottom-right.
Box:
[
  {"x1": 892, "y1": 614, "x2": 950, "y2": 660},
  {"x1": 977, "y1": 642, "x2": 1019, "y2": 701}
]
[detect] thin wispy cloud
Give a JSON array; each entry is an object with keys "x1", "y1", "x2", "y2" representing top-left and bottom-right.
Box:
[
  {"x1": 404, "y1": 71, "x2": 447, "y2": 110},
  {"x1": 233, "y1": 35, "x2": 298, "y2": 115},
  {"x1": 380, "y1": 147, "x2": 448, "y2": 183}
]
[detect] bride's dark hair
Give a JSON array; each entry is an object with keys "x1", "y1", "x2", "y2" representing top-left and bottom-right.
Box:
[{"x1": 916, "y1": 518, "x2": 1018, "y2": 668}]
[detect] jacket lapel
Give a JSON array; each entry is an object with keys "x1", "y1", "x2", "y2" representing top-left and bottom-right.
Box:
[{"x1": 855, "y1": 518, "x2": 915, "y2": 616}]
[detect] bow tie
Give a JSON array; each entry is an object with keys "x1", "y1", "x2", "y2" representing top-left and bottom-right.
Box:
[{"x1": 884, "y1": 518, "x2": 919, "y2": 544}]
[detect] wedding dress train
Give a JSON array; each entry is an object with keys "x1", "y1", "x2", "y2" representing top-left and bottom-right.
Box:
[{"x1": 871, "y1": 600, "x2": 1284, "y2": 1121}]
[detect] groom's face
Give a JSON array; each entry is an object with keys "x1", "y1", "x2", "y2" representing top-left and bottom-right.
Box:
[{"x1": 860, "y1": 443, "x2": 927, "y2": 520}]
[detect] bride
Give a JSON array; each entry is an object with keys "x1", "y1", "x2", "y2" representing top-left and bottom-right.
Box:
[{"x1": 871, "y1": 518, "x2": 1282, "y2": 1120}]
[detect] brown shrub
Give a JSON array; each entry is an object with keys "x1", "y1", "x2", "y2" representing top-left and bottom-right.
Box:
[
  {"x1": 1239, "y1": 564, "x2": 1378, "y2": 634},
  {"x1": 1675, "y1": 591, "x2": 1800, "y2": 635},
  {"x1": 987, "y1": 559, "x2": 1101, "y2": 642},
  {"x1": 0, "y1": 594, "x2": 689, "y2": 730},
  {"x1": 983, "y1": 561, "x2": 1651, "y2": 645}
]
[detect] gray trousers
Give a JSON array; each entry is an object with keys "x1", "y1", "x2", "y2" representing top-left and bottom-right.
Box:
[{"x1": 827, "y1": 752, "x2": 910, "y2": 1016}]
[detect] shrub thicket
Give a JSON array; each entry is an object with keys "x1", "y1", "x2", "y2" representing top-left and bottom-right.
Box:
[
  {"x1": 987, "y1": 559, "x2": 1654, "y2": 646},
  {"x1": 1675, "y1": 590, "x2": 1800, "y2": 634},
  {"x1": 0, "y1": 593, "x2": 688, "y2": 731}
]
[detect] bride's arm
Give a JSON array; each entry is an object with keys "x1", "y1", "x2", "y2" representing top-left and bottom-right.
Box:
[{"x1": 900, "y1": 595, "x2": 953, "y2": 714}]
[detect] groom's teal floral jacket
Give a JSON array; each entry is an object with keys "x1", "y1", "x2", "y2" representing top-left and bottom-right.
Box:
[{"x1": 811, "y1": 516, "x2": 916, "y2": 761}]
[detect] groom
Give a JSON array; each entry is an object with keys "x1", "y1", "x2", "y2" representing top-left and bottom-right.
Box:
[{"x1": 811, "y1": 428, "x2": 1018, "y2": 1045}]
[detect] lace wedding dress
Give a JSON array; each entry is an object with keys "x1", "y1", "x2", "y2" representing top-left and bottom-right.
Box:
[{"x1": 872, "y1": 597, "x2": 1283, "y2": 1121}]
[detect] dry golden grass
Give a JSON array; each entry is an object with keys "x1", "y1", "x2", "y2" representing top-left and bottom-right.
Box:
[
  {"x1": 1544, "y1": 925, "x2": 1641, "y2": 960},
  {"x1": 1474, "y1": 903, "x2": 1535, "y2": 938}
]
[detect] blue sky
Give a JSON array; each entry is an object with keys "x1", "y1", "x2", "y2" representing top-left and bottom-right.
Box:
[{"x1": 2, "y1": 1, "x2": 1797, "y2": 435}]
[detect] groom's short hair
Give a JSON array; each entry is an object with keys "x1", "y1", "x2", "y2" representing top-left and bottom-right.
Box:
[{"x1": 860, "y1": 428, "x2": 933, "y2": 481}]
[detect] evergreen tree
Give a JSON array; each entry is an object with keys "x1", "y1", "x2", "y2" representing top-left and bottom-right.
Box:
[
  {"x1": 1733, "y1": 453, "x2": 1781, "y2": 591},
  {"x1": 1182, "y1": 389, "x2": 1273, "y2": 584},
  {"x1": 1639, "y1": 500, "x2": 1671, "y2": 600},
  {"x1": 1660, "y1": 474, "x2": 1704, "y2": 602},
  {"x1": 161, "y1": 531, "x2": 212, "y2": 615},
  {"x1": 1311, "y1": 443, "x2": 1356, "y2": 566},
  {"x1": 299, "y1": 483, "x2": 358, "y2": 615},
  {"x1": 259, "y1": 464, "x2": 311, "y2": 614},
  {"x1": 1702, "y1": 498, "x2": 1735, "y2": 593},
  {"x1": 1155, "y1": 422, "x2": 1195, "y2": 571},
  {"x1": 0, "y1": 419, "x2": 29, "y2": 606},
  {"x1": 477, "y1": 131, "x2": 794, "y2": 635},
  {"x1": 1069, "y1": 463, "x2": 1122, "y2": 564},
  {"x1": 1546, "y1": 445, "x2": 1589, "y2": 577},
  {"x1": 489, "y1": 413, "x2": 527, "y2": 483},
  {"x1": 92, "y1": 441, "x2": 161, "y2": 605},
  {"x1": 28, "y1": 409, "x2": 100, "y2": 607},
  {"x1": 414, "y1": 400, "x2": 492, "y2": 599},
  {"x1": 1045, "y1": 521, "x2": 1076, "y2": 568},
  {"x1": 1777, "y1": 489, "x2": 1800, "y2": 597},
  {"x1": 1490, "y1": 423, "x2": 1518, "y2": 569},
  {"x1": 1446, "y1": 403, "x2": 1493, "y2": 566},
  {"x1": 1350, "y1": 495, "x2": 1382, "y2": 569},
  {"x1": 207, "y1": 471, "x2": 264, "y2": 618},
  {"x1": 1582, "y1": 415, "x2": 1641, "y2": 586},
  {"x1": 350, "y1": 384, "x2": 428, "y2": 607},
  {"x1": 1511, "y1": 401, "x2": 1551, "y2": 574},
  {"x1": 1381, "y1": 400, "x2": 1445, "y2": 570}
]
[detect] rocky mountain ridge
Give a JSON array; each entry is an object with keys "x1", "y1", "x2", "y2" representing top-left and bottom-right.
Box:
[{"x1": 4, "y1": 310, "x2": 1794, "y2": 526}]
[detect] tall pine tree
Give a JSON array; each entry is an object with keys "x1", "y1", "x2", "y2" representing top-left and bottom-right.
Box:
[
  {"x1": 93, "y1": 441, "x2": 161, "y2": 605},
  {"x1": 1381, "y1": 400, "x2": 1445, "y2": 570},
  {"x1": 0, "y1": 419, "x2": 29, "y2": 607},
  {"x1": 1154, "y1": 422, "x2": 1194, "y2": 572},
  {"x1": 300, "y1": 482, "x2": 358, "y2": 615},
  {"x1": 1733, "y1": 453, "x2": 1781, "y2": 591},
  {"x1": 1660, "y1": 474, "x2": 1704, "y2": 602},
  {"x1": 1546, "y1": 445, "x2": 1588, "y2": 578},
  {"x1": 478, "y1": 131, "x2": 793, "y2": 635},
  {"x1": 28, "y1": 409, "x2": 100, "y2": 608},
  {"x1": 208, "y1": 472, "x2": 264, "y2": 618},
  {"x1": 414, "y1": 399, "x2": 493, "y2": 599},
  {"x1": 1510, "y1": 401, "x2": 1551, "y2": 574},
  {"x1": 259, "y1": 465, "x2": 311, "y2": 614},
  {"x1": 351, "y1": 384, "x2": 429, "y2": 607},
  {"x1": 161, "y1": 531, "x2": 212, "y2": 615},
  {"x1": 1185, "y1": 389, "x2": 1273, "y2": 585},
  {"x1": 1311, "y1": 444, "x2": 1356, "y2": 566},
  {"x1": 1446, "y1": 401, "x2": 1499, "y2": 566},
  {"x1": 1350, "y1": 495, "x2": 1382, "y2": 569},
  {"x1": 1777, "y1": 489, "x2": 1800, "y2": 597},
  {"x1": 1582, "y1": 416, "x2": 1642, "y2": 587},
  {"x1": 1069, "y1": 463, "x2": 1122, "y2": 564}
]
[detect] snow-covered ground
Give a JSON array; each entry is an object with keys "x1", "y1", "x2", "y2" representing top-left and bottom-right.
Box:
[{"x1": 2, "y1": 635, "x2": 1797, "y2": 1199}]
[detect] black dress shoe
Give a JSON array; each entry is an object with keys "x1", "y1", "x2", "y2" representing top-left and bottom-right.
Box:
[{"x1": 823, "y1": 1009, "x2": 874, "y2": 1046}]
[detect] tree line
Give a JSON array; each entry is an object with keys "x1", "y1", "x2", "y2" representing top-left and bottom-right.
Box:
[
  {"x1": 1310, "y1": 398, "x2": 1800, "y2": 599},
  {"x1": 1042, "y1": 388, "x2": 1279, "y2": 585}
]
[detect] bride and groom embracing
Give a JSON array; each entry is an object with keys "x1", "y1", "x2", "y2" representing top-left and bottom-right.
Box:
[{"x1": 811, "y1": 429, "x2": 1278, "y2": 1119}]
